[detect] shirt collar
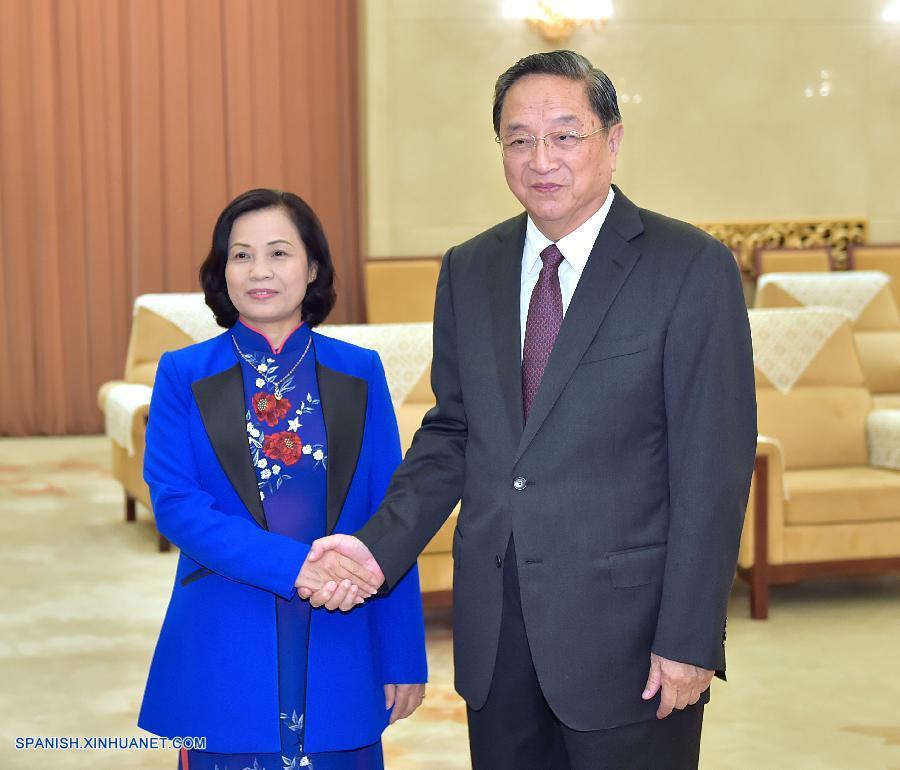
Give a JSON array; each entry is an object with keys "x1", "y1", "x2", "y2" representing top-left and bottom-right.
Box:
[
  {"x1": 523, "y1": 187, "x2": 615, "y2": 275},
  {"x1": 231, "y1": 318, "x2": 310, "y2": 356}
]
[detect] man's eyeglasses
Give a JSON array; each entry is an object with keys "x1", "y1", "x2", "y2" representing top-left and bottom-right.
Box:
[{"x1": 495, "y1": 127, "x2": 604, "y2": 156}]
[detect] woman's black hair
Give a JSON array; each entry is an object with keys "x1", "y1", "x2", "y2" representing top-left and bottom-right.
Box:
[{"x1": 199, "y1": 188, "x2": 336, "y2": 328}]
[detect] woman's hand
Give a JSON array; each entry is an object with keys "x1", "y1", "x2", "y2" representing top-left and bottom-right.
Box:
[{"x1": 384, "y1": 683, "x2": 426, "y2": 724}]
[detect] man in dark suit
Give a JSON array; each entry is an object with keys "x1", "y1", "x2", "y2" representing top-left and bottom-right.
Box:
[{"x1": 300, "y1": 50, "x2": 757, "y2": 769}]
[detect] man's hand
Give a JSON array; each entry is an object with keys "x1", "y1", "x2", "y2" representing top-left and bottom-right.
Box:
[
  {"x1": 641, "y1": 652, "x2": 714, "y2": 719},
  {"x1": 385, "y1": 683, "x2": 426, "y2": 724},
  {"x1": 299, "y1": 535, "x2": 385, "y2": 608}
]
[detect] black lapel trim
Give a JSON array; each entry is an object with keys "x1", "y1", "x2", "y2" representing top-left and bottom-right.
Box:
[
  {"x1": 488, "y1": 213, "x2": 528, "y2": 441},
  {"x1": 192, "y1": 364, "x2": 268, "y2": 529},
  {"x1": 515, "y1": 190, "x2": 644, "y2": 462},
  {"x1": 316, "y1": 356, "x2": 368, "y2": 535}
]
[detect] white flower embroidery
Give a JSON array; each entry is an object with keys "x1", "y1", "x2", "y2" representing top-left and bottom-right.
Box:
[
  {"x1": 272, "y1": 465, "x2": 281, "y2": 475},
  {"x1": 255, "y1": 377, "x2": 266, "y2": 388},
  {"x1": 288, "y1": 417, "x2": 301, "y2": 432},
  {"x1": 246, "y1": 421, "x2": 254, "y2": 432},
  {"x1": 260, "y1": 469, "x2": 271, "y2": 480},
  {"x1": 259, "y1": 491, "x2": 265, "y2": 501},
  {"x1": 313, "y1": 448, "x2": 324, "y2": 462},
  {"x1": 257, "y1": 458, "x2": 268, "y2": 469},
  {"x1": 302, "y1": 444, "x2": 313, "y2": 455},
  {"x1": 257, "y1": 363, "x2": 268, "y2": 373},
  {"x1": 250, "y1": 427, "x2": 260, "y2": 438}
]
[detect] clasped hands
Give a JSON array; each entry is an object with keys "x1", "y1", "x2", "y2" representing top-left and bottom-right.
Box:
[{"x1": 294, "y1": 534, "x2": 384, "y2": 612}]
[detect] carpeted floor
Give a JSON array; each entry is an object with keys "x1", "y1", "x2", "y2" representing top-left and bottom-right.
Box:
[{"x1": 1, "y1": 436, "x2": 898, "y2": 769}]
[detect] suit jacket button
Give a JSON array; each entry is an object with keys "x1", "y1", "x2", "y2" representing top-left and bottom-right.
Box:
[
  {"x1": 513, "y1": 477, "x2": 527, "y2": 491},
  {"x1": 496, "y1": 554, "x2": 503, "y2": 568}
]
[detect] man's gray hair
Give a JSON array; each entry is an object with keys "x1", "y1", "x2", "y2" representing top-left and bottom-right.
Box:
[{"x1": 492, "y1": 50, "x2": 621, "y2": 136}]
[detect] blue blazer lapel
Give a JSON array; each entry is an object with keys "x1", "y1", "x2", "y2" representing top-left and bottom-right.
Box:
[
  {"x1": 314, "y1": 339, "x2": 368, "y2": 535},
  {"x1": 192, "y1": 362, "x2": 268, "y2": 530},
  {"x1": 515, "y1": 189, "x2": 644, "y2": 463}
]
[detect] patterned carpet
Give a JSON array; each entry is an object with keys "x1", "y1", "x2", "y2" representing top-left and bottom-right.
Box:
[{"x1": 1, "y1": 436, "x2": 899, "y2": 769}]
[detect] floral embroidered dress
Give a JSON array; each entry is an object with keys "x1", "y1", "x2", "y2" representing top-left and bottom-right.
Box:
[{"x1": 179, "y1": 320, "x2": 383, "y2": 770}]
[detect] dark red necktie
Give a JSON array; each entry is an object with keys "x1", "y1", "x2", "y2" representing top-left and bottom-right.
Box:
[{"x1": 522, "y1": 244, "x2": 565, "y2": 421}]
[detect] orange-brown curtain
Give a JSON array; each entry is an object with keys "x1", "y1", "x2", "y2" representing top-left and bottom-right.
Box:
[{"x1": 0, "y1": 0, "x2": 361, "y2": 436}]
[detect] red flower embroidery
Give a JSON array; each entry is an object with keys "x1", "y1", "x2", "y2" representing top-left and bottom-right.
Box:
[
  {"x1": 252, "y1": 392, "x2": 291, "y2": 426},
  {"x1": 262, "y1": 431, "x2": 304, "y2": 466}
]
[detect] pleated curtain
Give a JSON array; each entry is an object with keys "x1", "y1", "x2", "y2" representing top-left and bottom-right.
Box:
[{"x1": 0, "y1": 0, "x2": 362, "y2": 435}]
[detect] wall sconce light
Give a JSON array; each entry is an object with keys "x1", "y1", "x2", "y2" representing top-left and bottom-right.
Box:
[
  {"x1": 883, "y1": 1, "x2": 900, "y2": 21},
  {"x1": 503, "y1": 0, "x2": 614, "y2": 44}
]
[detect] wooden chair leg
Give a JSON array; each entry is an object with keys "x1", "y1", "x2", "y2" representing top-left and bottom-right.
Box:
[
  {"x1": 125, "y1": 495, "x2": 136, "y2": 522},
  {"x1": 749, "y1": 565, "x2": 769, "y2": 620},
  {"x1": 158, "y1": 532, "x2": 171, "y2": 552},
  {"x1": 750, "y1": 453, "x2": 770, "y2": 620}
]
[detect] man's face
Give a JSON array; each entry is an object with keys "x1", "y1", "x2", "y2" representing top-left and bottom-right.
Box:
[{"x1": 499, "y1": 74, "x2": 623, "y2": 241}]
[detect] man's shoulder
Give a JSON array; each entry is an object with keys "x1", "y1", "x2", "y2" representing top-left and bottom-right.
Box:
[
  {"x1": 448, "y1": 213, "x2": 526, "y2": 260},
  {"x1": 634, "y1": 206, "x2": 733, "y2": 274},
  {"x1": 637, "y1": 207, "x2": 720, "y2": 251}
]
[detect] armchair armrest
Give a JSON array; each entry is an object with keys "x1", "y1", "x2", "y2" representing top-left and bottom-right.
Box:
[
  {"x1": 866, "y1": 409, "x2": 900, "y2": 470},
  {"x1": 739, "y1": 435, "x2": 788, "y2": 569},
  {"x1": 102, "y1": 383, "x2": 153, "y2": 456}
]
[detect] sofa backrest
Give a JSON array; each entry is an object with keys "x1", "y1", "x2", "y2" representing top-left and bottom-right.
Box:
[
  {"x1": 124, "y1": 293, "x2": 433, "y2": 410},
  {"x1": 364, "y1": 259, "x2": 441, "y2": 323},
  {"x1": 754, "y1": 272, "x2": 900, "y2": 395},
  {"x1": 750, "y1": 308, "x2": 873, "y2": 469},
  {"x1": 754, "y1": 246, "x2": 832, "y2": 276}
]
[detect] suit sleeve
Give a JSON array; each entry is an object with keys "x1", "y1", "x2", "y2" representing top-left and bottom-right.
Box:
[
  {"x1": 365, "y1": 351, "x2": 428, "y2": 684},
  {"x1": 144, "y1": 352, "x2": 310, "y2": 599},
  {"x1": 651, "y1": 242, "x2": 757, "y2": 672},
  {"x1": 356, "y1": 249, "x2": 468, "y2": 589}
]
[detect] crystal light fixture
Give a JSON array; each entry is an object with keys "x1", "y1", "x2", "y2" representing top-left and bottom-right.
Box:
[{"x1": 503, "y1": 0, "x2": 614, "y2": 43}]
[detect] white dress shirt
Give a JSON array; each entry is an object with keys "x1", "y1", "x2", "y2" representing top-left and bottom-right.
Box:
[{"x1": 520, "y1": 187, "x2": 615, "y2": 354}]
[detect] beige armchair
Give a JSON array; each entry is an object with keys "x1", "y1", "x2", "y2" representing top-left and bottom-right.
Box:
[
  {"x1": 98, "y1": 294, "x2": 456, "y2": 601},
  {"x1": 364, "y1": 258, "x2": 441, "y2": 323},
  {"x1": 738, "y1": 308, "x2": 900, "y2": 618},
  {"x1": 754, "y1": 271, "x2": 900, "y2": 408},
  {"x1": 753, "y1": 246, "x2": 833, "y2": 276},
  {"x1": 849, "y1": 243, "x2": 900, "y2": 309}
]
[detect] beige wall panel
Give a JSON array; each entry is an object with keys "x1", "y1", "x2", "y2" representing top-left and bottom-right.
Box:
[{"x1": 361, "y1": 0, "x2": 900, "y2": 256}]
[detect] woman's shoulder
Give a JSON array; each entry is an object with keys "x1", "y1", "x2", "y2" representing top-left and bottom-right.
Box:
[
  {"x1": 311, "y1": 329, "x2": 380, "y2": 380},
  {"x1": 158, "y1": 331, "x2": 234, "y2": 382}
]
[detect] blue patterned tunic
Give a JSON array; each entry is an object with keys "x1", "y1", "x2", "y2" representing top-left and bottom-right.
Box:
[{"x1": 179, "y1": 320, "x2": 383, "y2": 770}]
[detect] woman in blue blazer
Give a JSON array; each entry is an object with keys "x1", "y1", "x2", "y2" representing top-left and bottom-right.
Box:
[{"x1": 139, "y1": 189, "x2": 427, "y2": 770}]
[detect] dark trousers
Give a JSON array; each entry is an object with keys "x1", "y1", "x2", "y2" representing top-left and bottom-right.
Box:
[{"x1": 467, "y1": 539, "x2": 704, "y2": 770}]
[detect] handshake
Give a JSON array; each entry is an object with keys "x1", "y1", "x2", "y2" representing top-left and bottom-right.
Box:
[{"x1": 294, "y1": 534, "x2": 385, "y2": 611}]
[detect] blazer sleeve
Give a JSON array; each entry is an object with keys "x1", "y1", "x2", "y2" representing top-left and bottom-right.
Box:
[
  {"x1": 356, "y1": 249, "x2": 468, "y2": 589},
  {"x1": 144, "y1": 352, "x2": 310, "y2": 600},
  {"x1": 651, "y1": 242, "x2": 757, "y2": 672},
  {"x1": 364, "y1": 351, "x2": 428, "y2": 684}
]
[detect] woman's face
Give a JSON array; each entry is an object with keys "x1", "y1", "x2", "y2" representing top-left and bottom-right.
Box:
[{"x1": 224, "y1": 207, "x2": 315, "y2": 330}]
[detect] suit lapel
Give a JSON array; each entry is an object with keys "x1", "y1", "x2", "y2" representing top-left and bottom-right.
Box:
[
  {"x1": 515, "y1": 190, "x2": 644, "y2": 462},
  {"x1": 488, "y1": 213, "x2": 528, "y2": 441},
  {"x1": 316, "y1": 354, "x2": 367, "y2": 535},
  {"x1": 192, "y1": 363, "x2": 268, "y2": 529}
]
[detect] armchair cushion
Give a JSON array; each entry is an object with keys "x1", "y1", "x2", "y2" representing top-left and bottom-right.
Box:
[{"x1": 784, "y1": 467, "x2": 900, "y2": 525}]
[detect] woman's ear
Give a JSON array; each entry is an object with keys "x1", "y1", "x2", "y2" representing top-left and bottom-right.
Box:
[{"x1": 308, "y1": 262, "x2": 318, "y2": 284}]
